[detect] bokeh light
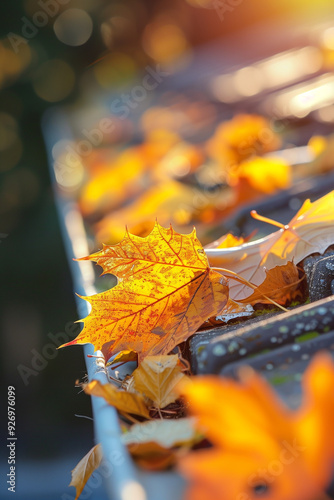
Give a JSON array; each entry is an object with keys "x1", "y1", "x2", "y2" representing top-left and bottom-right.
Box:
[
  {"x1": 93, "y1": 52, "x2": 136, "y2": 89},
  {"x1": 32, "y1": 59, "x2": 75, "y2": 102},
  {"x1": 53, "y1": 8, "x2": 93, "y2": 47},
  {"x1": 142, "y1": 19, "x2": 190, "y2": 65},
  {"x1": 0, "y1": 40, "x2": 31, "y2": 89}
]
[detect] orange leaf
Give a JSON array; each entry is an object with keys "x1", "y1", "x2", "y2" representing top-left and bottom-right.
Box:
[
  {"x1": 295, "y1": 352, "x2": 334, "y2": 487},
  {"x1": 231, "y1": 156, "x2": 292, "y2": 203},
  {"x1": 83, "y1": 380, "x2": 150, "y2": 418},
  {"x1": 132, "y1": 355, "x2": 187, "y2": 408},
  {"x1": 239, "y1": 262, "x2": 304, "y2": 306},
  {"x1": 69, "y1": 444, "x2": 102, "y2": 500},
  {"x1": 204, "y1": 233, "x2": 247, "y2": 250},
  {"x1": 205, "y1": 190, "x2": 334, "y2": 300},
  {"x1": 207, "y1": 113, "x2": 281, "y2": 165},
  {"x1": 61, "y1": 223, "x2": 228, "y2": 362},
  {"x1": 79, "y1": 147, "x2": 148, "y2": 216},
  {"x1": 177, "y1": 354, "x2": 334, "y2": 500},
  {"x1": 93, "y1": 180, "x2": 208, "y2": 245}
]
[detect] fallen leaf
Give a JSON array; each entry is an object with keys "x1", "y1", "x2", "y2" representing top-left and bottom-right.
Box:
[
  {"x1": 69, "y1": 443, "x2": 103, "y2": 500},
  {"x1": 122, "y1": 416, "x2": 197, "y2": 448},
  {"x1": 106, "y1": 350, "x2": 138, "y2": 367},
  {"x1": 239, "y1": 262, "x2": 304, "y2": 306},
  {"x1": 205, "y1": 233, "x2": 247, "y2": 250},
  {"x1": 230, "y1": 156, "x2": 291, "y2": 203},
  {"x1": 61, "y1": 223, "x2": 228, "y2": 362},
  {"x1": 178, "y1": 353, "x2": 334, "y2": 500},
  {"x1": 295, "y1": 352, "x2": 334, "y2": 488},
  {"x1": 207, "y1": 114, "x2": 281, "y2": 165},
  {"x1": 154, "y1": 142, "x2": 204, "y2": 181},
  {"x1": 79, "y1": 147, "x2": 148, "y2": 216},
  {"x1": 128, "y1": 446, "x2": 175, "y2": 471},
  {"x1": 205, "y1": 190, "x2": 334, "y2": 300},
  {"x1": 132, "y1": 355, "x2": 187, "y2": 408},
  {"x1": 83, "y1": 379, "x2": 150, "y2": 418},
  {"x1": 122, "y1": 417, "x2": 199, "y2": 470},
  {"x1": 94, "y1": 180, "x2": 212, "y2": 245}
]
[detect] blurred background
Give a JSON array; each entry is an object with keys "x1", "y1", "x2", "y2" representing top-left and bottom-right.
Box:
[{"x1": 1, "y1": 0, "x2": 334, "y2": 498}]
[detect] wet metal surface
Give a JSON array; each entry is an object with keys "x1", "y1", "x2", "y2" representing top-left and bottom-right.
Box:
[
  {"x1": 304, "y1": 251, "x2": 334, "y2": 302},
  {"x1": 194, "y1": 296, "x2": 334, "y2": 376},
  {"x1": 220, "y1": 329, "x2": 334, "y2": 409}
]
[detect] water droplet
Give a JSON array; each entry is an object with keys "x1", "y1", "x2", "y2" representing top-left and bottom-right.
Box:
[
  {"x1": 213, "y1": 344, "x2": 226, "y2": 356},
  {"x1": 228, "y1": 341, "x2": 239, "y2": 353}
]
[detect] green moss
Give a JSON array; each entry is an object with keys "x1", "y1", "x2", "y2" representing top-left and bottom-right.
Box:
[
  {"x1": 296, "y1": 331, "x2": 319, "y2": 343},
  {"x1": 253, "y1": 308, "x2": 276, "y2": 317},
  {"x1": 197, "y1": 345, "x2": 206, "y2": 355},
  {"x1": 269, "y1": 374, "x2": 294, "y2": 386},
  {"x1": 249, "y1": 348, "x2": 271, "y2": 358}
]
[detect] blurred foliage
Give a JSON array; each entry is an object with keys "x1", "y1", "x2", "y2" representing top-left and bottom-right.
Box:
[{"x1": 0, "y1": 0, "x2": 333, "y2": 462}]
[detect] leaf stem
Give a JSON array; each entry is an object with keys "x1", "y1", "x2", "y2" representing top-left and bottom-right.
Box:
[{"x1": 250, "y1": 210, "x2": 287, "y2": 229}]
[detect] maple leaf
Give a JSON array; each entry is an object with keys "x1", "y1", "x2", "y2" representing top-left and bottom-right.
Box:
[
  {"x1": 83, "y1": 380, "x2": 150, "y2": 418},
  {"x1": 60, "y1": 223, "x2": 228, "y2": 362},
  {"x1": 177, "y1": 353, "x2": 334, "y2": 500},
  {"x1": 131, "y1": 355, "x2": 187, "y2": 409},
  {"x1": 69, "y1": 443, "x2": 102, "y2": 500},
  {"x1": 239, "y1": 262, "x2": 304, "y2": 306},
  {"x1": 205, "y1": 190, "x2": 334, "y2": 300}
]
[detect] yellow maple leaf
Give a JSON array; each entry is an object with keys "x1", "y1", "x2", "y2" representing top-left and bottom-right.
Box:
[{"x1": 60, "y1": 223, "x2": 228, "y2": 362}]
